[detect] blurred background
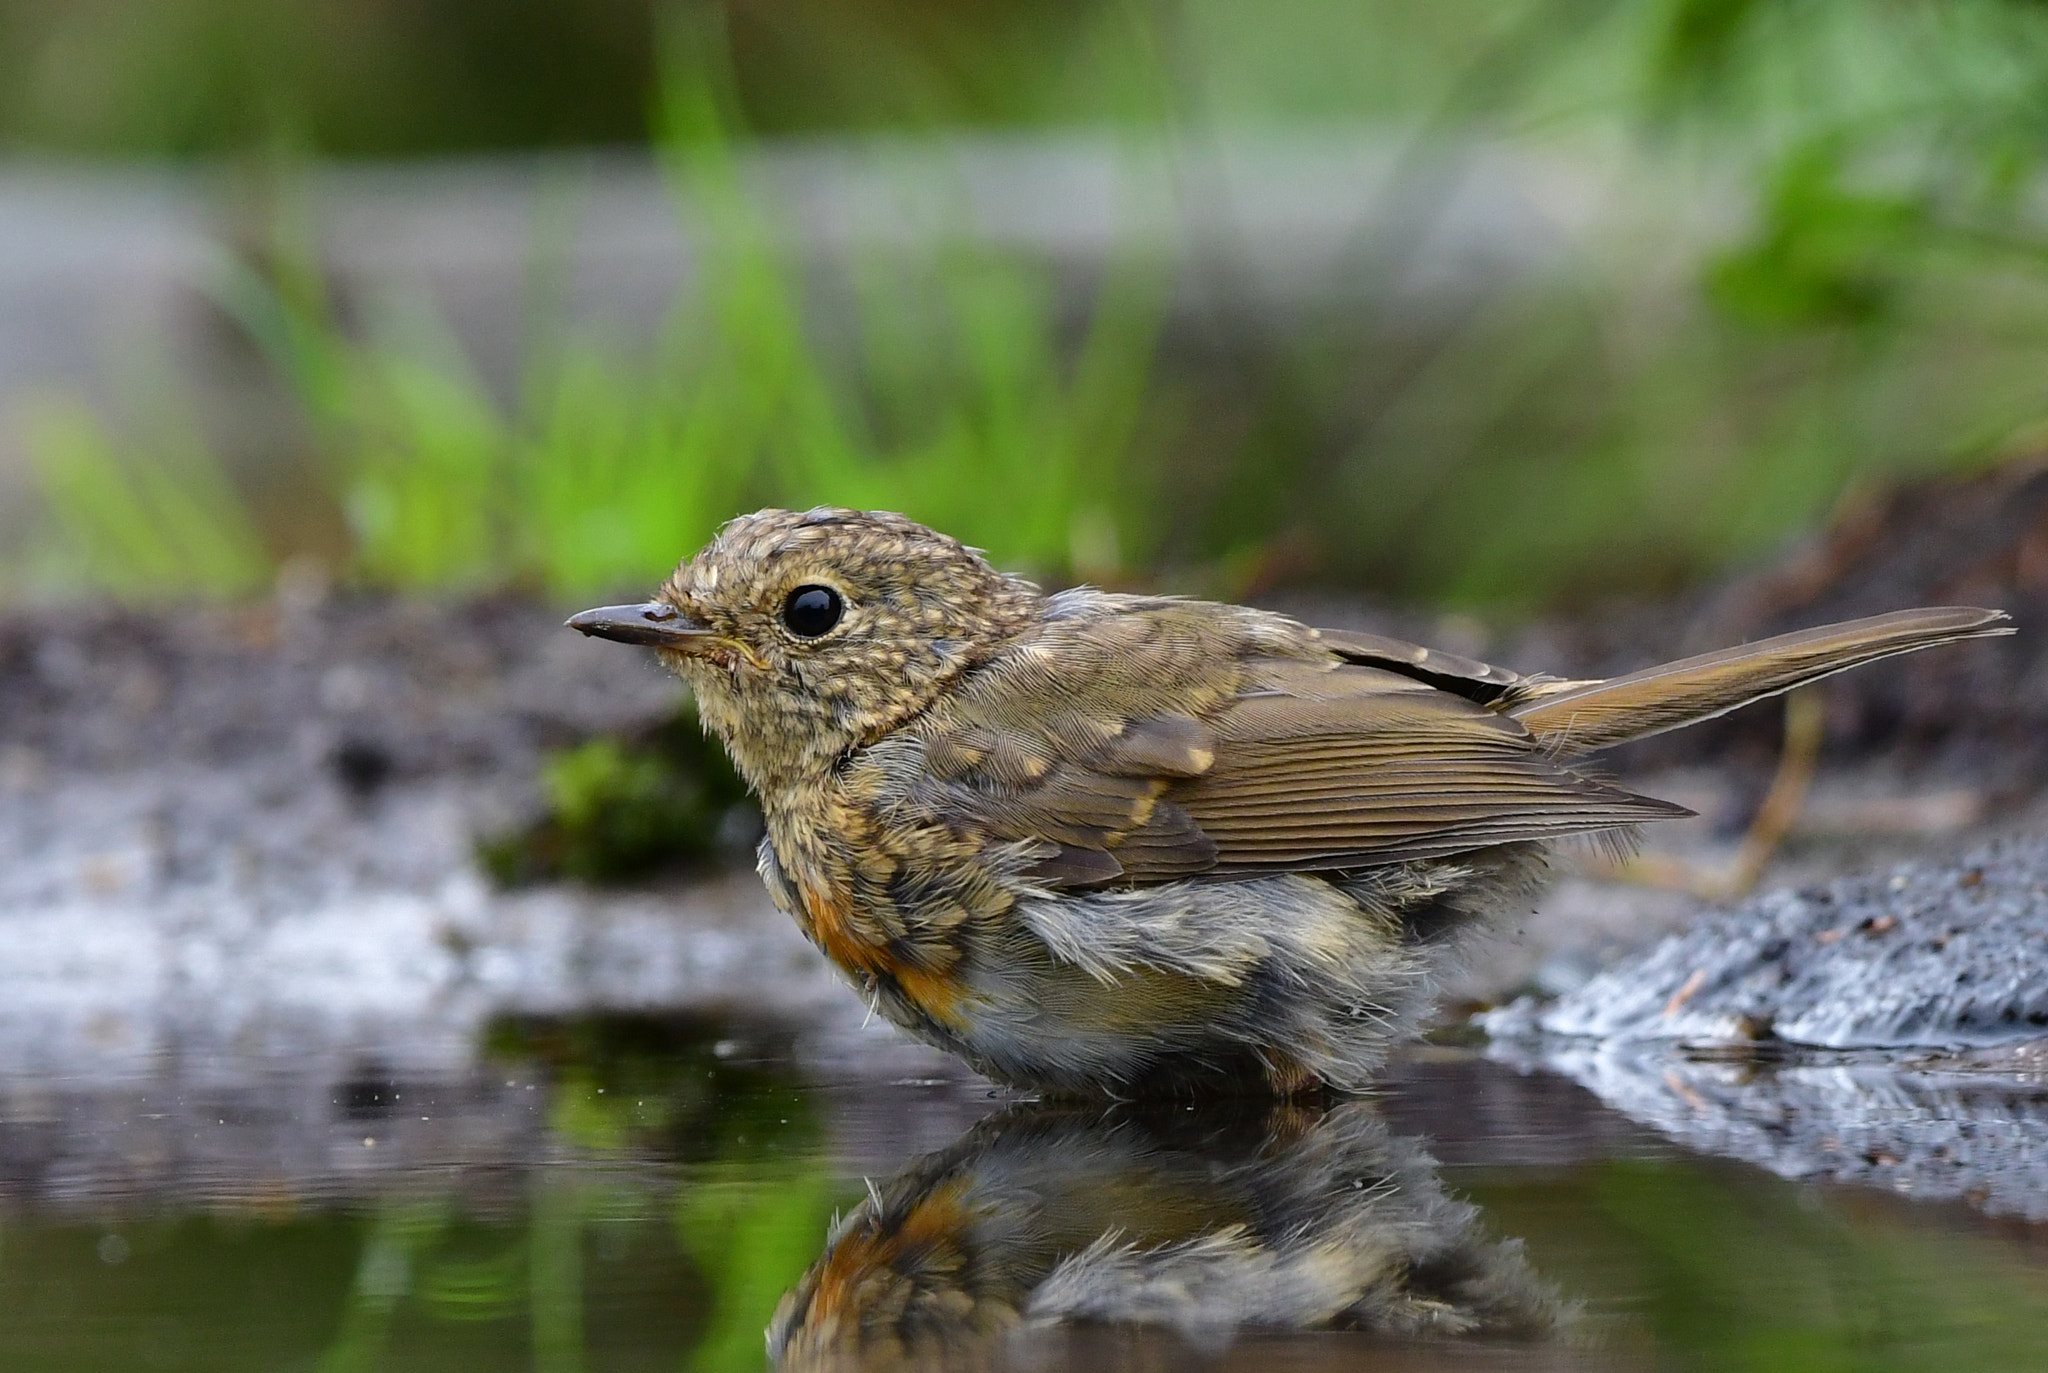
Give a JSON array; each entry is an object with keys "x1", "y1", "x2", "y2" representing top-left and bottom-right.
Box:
[
  {"x1": 7, "y1": 0, "x2": 2048, "y2": 611},
  {"x1": 9, "y1": 5, "x2": 2048, "y2": 1370}
]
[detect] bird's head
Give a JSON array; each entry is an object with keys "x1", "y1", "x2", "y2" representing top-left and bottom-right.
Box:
[{"x1": 569, "y1": 508, "x2": 1042, "y2": 792}]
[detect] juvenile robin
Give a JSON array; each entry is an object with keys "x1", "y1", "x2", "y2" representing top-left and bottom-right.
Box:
[{"x1": 569, "y1": 507, "x2": 2010, "y2": 1095}]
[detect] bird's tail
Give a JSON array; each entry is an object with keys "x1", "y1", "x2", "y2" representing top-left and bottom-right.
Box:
[{"x1": 1506, "y1": 606, "x2": 2013, "y2": 755}]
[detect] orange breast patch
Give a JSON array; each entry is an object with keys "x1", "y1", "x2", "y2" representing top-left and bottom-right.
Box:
[{"x1": 799, "y1": 880, "x2": 967, "y2": 1029}]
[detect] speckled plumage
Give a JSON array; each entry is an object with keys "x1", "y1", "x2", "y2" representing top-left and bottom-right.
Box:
[
  {"x1": 569, "y1": 507, "x2": 2010, "y2": 1095},
  {"x1": 768, "y1": 1098, "x2": 1564, "y2": 1369}
]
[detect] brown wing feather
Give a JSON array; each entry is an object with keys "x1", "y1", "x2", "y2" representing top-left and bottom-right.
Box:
[
  {"x1": 879, "y1": 601, "x2": 1247, "y2": 887},
  {"x1": 1311, "y1": 627, "x2": 1539, "y2": 704},
  {"x1": 878, "y1": 603, "x2": 1683, "y2": 889},
  {"x1": 1167, "y1": 667, "x2": 1685, "y2": 875}
]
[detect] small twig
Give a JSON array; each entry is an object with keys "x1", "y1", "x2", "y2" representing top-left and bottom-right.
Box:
[
  {"x1": 1591, "y1": 689, "x2": 1825, "y2": 901},
  {"x1": 1721, "y1": 688, "x2": 1826, "y2": 898}
]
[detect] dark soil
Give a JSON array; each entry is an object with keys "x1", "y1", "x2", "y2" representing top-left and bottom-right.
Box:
[
  {"x1": 0, "y1": 591, "x2": 675, "y2": 807},
  {"x1": 1523, "y1": 459, "x2": 2048, "y2": 792},
  {"x1": 0, "y1": 590, "x2": 882, "y2": 1090},
  {"x1": 0, "y1": 589, "x2": 770, "y2": 882}
]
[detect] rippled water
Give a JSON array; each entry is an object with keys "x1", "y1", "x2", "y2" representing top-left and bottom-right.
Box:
[{"x1": 2, "y1": 1018, "x2": 2044, "y2": 1372}]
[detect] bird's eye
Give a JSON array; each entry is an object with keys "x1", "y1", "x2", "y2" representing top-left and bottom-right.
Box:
[{"x1": 781, "y1": 585, "x2": 844, "y2": 637}]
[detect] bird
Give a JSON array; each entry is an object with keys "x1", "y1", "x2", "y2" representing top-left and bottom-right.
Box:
[
  {"x1": 567, "y1": 506, "x2": 2012, "y2": 1096},
  {"x1": 768, "y1": 1096, "x2": 1563, "y2": 1369}
]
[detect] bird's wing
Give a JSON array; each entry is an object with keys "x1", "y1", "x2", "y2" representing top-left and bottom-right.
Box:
[
  {"x1": 873, "y1": 605, "x2": 1684, "y2": 889},
  {"x1": 1172, "y1": 657, "x2": 1684, "y2": 876},
  {"x1": 1309, "y1": 627, "x2": 1542, "y2": 705}
]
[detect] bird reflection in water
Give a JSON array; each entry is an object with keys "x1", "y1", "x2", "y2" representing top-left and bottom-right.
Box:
[{"x1": 770, "y1": 1096, "x2": 1565, "y2": 1369}]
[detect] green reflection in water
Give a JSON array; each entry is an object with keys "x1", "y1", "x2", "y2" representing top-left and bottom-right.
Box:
[
  {"x1": 1465, "y1": 1157, "x2": 2048, "y2": 1372},
  {"x1": 0, "y1": 1014, "x2": 847, "y2": 1373},
  {"x1": 677, "y1": 1168, "x2": 840, "y2": 1372}
]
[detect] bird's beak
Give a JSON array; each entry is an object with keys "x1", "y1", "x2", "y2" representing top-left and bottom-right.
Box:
[{"x1": 566, "y1": 601, "x2": 715, "y2": 650}]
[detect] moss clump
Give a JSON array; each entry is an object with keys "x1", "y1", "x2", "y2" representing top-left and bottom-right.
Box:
[{"x1": 481, "y1": 701, "x2": 756, "y2": 885}]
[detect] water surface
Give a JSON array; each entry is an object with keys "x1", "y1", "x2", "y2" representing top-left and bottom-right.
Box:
[{"x1": 2, "y1": 1018, "x2": 2044, "y2": 1371}]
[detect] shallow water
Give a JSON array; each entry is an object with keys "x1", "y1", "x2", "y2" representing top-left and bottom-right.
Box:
[{"x1": 1, "y1": 1017, "x2": 2044, "y2": 1372}]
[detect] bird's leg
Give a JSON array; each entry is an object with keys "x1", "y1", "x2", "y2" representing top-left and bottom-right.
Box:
[{"x1": 1261, "y1": 1048, "x2": 1324, "y2": 1098}]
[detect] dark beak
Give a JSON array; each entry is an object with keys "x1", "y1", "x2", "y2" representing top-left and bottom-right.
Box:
[{"x1": 566, "y1": 601, "x2": 714, "y2": 650}]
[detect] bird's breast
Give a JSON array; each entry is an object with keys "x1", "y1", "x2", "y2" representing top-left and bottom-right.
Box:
[{"x1": 794, "y1": 877, "x2": 973, "y2": 1031}]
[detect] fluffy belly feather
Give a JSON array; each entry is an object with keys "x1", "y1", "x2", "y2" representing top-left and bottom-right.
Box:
[{"x1": 883, "y1": 872, "x2": 1436, "y2": 1094}]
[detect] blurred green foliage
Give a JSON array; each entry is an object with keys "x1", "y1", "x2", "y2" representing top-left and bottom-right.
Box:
[
  {"x1": 21, "y1": 393, "x2": 273, "y2": 597},
  {"x1": 5, "y1": 0, "x2": 2047, "y2": 154},
  {"x1": 0, "y1": 0, "x2": 1560, "y2": 153},
  {"x1": 0, "y1": 0, "x2": 661, "y2": 157},
  {"x1": 86, "y1": 42, "x2": 1165, "y2": 599},
  {"x1": 15, "y1": 0, "x2": 2048, "y2": 609}
]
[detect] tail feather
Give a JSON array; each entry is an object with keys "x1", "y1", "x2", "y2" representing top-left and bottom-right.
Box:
[{"x1": 1507, "y1": 606, "x2": 2013, "y2": 755}]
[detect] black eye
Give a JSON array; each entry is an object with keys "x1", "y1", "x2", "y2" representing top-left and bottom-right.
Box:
[{"x1": 781, "y1": 585, "x2": 844, "y2": 637}]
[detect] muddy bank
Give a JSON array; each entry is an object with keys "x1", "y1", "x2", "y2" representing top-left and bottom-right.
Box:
[
  {"x1": 1515, "y1": 460, "x2": 2048, "y2": 791},
  {"x1": 0, "y1": 580, "x2": 1999, "y2": 1089}
]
